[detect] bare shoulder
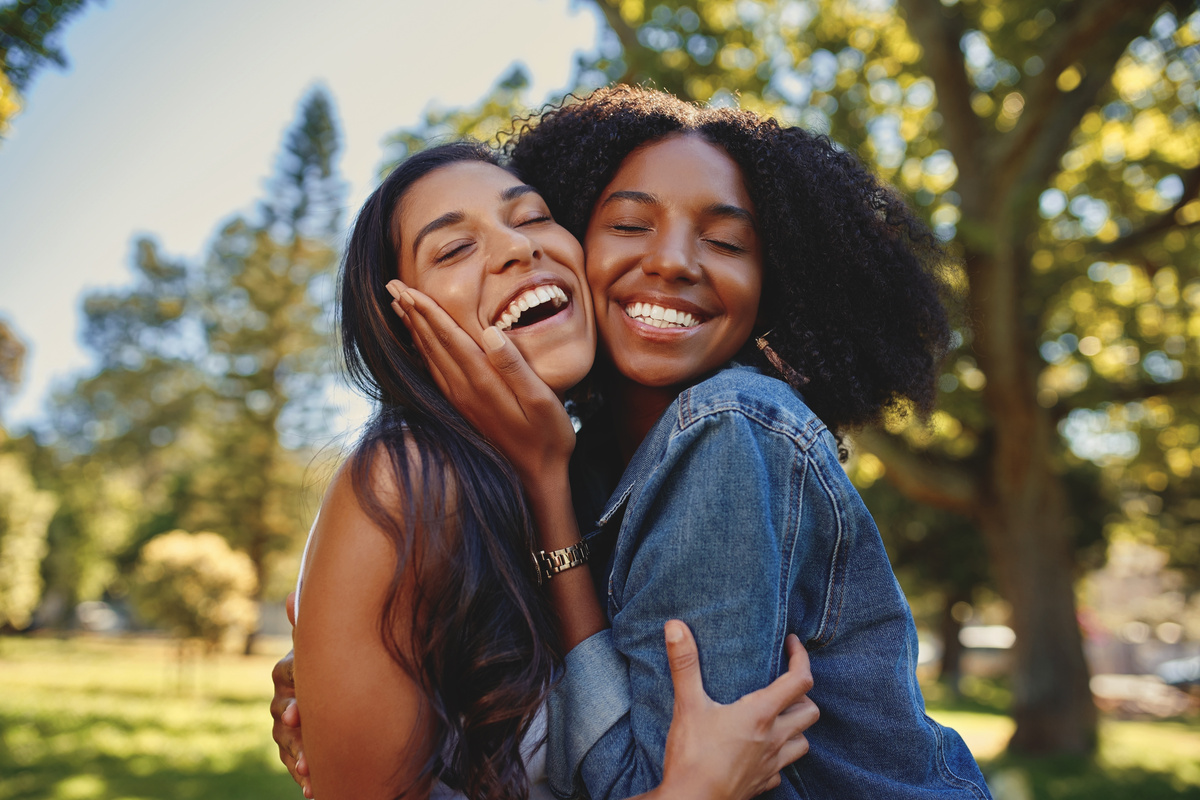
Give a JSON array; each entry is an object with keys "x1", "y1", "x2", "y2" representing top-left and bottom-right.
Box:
[{"x1": 294, "y1": 437, "x2": 440, "y2": 799}]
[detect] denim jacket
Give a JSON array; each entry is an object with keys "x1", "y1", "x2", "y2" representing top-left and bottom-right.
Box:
[{"x1": 548, "y1": 365, "x2": 991, "y2": 799}]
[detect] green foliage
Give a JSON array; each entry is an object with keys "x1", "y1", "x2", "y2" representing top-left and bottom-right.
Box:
[
  {"x1": 381, "y1": 64, "x2": 538, "y2": 175},
  {"x1": 0, "y1": 318, "x2": 24, "y2": 402},
  {"x1": 0, "y1": 635, "x2": 296, "y2": 799},
  {"x1": 130, "y1": 530, "x2": 258, "y2": 649},
  {"x1": 0, "y1": 451, "x2": 55, "y2": 629},
  {"x1": 0, "y1": 0, "x2": 93, "y2": 91},
  {"x1": 0, "y1": 0, "x2": 94, "y2": 138}
]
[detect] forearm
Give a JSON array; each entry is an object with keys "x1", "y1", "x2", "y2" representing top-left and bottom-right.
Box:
[{"x1": 526, "y1": 473, "x2": 607, "y2": 652}]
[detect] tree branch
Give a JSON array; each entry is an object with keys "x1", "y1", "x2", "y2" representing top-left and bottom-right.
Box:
[
  {"x1": 897, "y1": 0, "x2": 990, "y2": 217},
  {"x1": 852, "y1": 428, "x2": 980, "y2": 516},
  {"x1": 1057, "y1": 373, "x2": 1200, "y2": 412},
  {"x1": 1085, "y1": 163, "x2": 1200, "y2": 260},
  {"x1": 993, "y1": 0, "x2": 1165, "y2": 208},
  {"x1": 587, "y1": 0, "x2": 641, "y2": 84},
  {"x1": 995, "y1": 0, "x2": 1158, "y2": 176}
]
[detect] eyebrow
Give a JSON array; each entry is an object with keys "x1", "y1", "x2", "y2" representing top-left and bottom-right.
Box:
[
  {"x1": 412, "y1": 211, "x2": 465, "y2": 257},
  {"x1": 601, "y1": 190, "x2": 756, "y2": 226},
  {"x1": 704, "y1": 203, "x2": 756, "y2": 226},
  {"x1": 411, "y1": 184, "x2": 540, "y2": 257}
]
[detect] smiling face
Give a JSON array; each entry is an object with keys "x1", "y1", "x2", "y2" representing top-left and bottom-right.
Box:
[
  {"x1": 584, "y1": 133, "x2": 763, "y2": 391},
  {"x1": 395, "y1": 161, "x2": 595, "y2": 396}
]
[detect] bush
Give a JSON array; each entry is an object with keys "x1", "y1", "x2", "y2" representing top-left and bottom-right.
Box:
[{"x1": 130, "y1": 530, "x2": 258, "y2": 651}]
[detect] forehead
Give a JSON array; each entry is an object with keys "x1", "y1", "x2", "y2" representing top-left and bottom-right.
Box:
[
  {"x1": 604, "y1": 134, "x2": 752, "y2": 208},
  {"x1": 395, "y1": 161, "x2": 522, "y2": 232}
]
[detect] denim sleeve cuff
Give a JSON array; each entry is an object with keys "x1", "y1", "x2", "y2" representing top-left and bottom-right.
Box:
[{"x1": 547, "y1": 629, "x2": 631, "y2": 799}]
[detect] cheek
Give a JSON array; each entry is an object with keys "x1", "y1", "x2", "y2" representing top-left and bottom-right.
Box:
[
  {"x1": 584, "y1": 242, "x2": 628, "y2": 301},
  {"x1": 418, "y1": 275, "x2": 482, "y2": 330}
]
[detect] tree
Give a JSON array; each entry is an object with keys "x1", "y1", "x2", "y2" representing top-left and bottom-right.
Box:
[
  {"x1": 130, "y1": 529, "x2": 258, "y2": 652},
  {"x1": 388, "y1": 0, "x2": 1200, "y2": 755},
  {"x1": 45, "y1": 89, "x2": 344, "y2": 647},
  {"x1": 0, "y1": 317, "x2": 27, "y2": 423},
  {"x1": 0, "y1": 0, "x2": 94, "y2": 137},
  {"x1": 0, "y1": 446, "x2": 56, "y2": 631}
]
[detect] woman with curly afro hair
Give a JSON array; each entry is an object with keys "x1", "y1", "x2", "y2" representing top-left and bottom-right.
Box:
[{"x1": 391, "y1": 86, "x2": 991, "y2": 799}]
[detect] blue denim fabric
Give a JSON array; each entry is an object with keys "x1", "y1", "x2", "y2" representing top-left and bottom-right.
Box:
[{"x1": 550, "y1": 365, "x2": 991, "y2": 800}]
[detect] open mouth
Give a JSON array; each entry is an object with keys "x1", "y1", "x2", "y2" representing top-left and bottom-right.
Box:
[
  {"x1": 495, "y1": 285, "x2": 570, "y2": 332},
  {"x1": 623, "y1": 302, "x2": 701, "y2": 330}
]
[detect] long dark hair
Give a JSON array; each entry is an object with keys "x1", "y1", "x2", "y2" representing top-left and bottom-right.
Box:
[
  {"x1": 507, "y1": 86, "x2": 953, "y2": 433},
  {"x1": 339, "y1": 141, "x2": 557, "y2": 800}
]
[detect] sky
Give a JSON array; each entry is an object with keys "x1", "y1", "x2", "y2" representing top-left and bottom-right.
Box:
[{"x1": 0, "y1": 0, "x2": 599, "y2": 431}]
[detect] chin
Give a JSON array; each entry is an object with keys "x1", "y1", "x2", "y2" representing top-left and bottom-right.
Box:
[{"x1": 527, "y1": 347, "x2": 595, "y2": 398}]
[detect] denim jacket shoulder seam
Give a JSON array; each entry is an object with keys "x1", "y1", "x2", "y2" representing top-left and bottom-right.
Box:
[{"x1": 676, "y1": 391, "x2": 827, "y2": 452}]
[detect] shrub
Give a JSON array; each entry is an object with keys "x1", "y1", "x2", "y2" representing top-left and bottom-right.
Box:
[{"x1": 131, "y1": 530, "x2": 258, "y2": 651}]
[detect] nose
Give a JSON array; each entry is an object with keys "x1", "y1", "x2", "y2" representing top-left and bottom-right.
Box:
[
  {"x1": 489, "y1": 226, "x2": 540, "y2": 274},
  {"x1": 642, "y1": 227, "x2": 700, "y2": 283}
]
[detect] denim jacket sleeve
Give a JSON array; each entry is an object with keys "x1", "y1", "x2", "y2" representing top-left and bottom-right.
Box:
[{"x1": 550, "y1": 385, "x2": 837, "y2": 799}]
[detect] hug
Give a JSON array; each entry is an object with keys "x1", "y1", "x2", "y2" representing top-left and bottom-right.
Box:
[{"x1": 271, "y1": 85, "x2": 992, "y2": 800}]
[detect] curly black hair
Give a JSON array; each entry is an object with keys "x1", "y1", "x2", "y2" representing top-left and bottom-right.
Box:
[{"x1": 506, "y1": 85, "x2": 953, "y2": 433}]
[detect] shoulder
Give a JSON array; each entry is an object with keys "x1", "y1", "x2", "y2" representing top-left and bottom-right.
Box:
[
  {"x1": 302, "y1": 435, "x2": 454, "y2": 613},
  {"x1": 672, "y1": 365, "x2": 829, "y2": 453}
]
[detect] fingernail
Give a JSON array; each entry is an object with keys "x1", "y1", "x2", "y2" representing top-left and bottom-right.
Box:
[
  {"x1": 399, "y1": 290, "x2": 414, "y2": 306},
  {"x1": 664, "y1": 620, "x2": 684, "y2": 643},
  {"x1": 391, "y1": 300, "x2": 405, "y2": 319},
  {"x1": 482, "y1": 326, "x2": 505, "y2": 351},
  {"x1": 385, "y1": 280, "x2": 401, "y2": 299}
]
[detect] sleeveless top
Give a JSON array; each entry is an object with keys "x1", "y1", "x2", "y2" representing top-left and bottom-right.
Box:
[{"x1": 296, "y1": 516, "x2": 555, "y2": 800}]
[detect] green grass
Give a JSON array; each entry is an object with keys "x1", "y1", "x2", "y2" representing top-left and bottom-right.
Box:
[
  {"x1": 926, "y1": 683, "x2": 1200, "y2": 800},
  {"x1": 0, "y1": 634, "x2": 296, "y2": 800},
  {"x1": 3, "y1": 635, "x2": 1199, "y2": 799}
]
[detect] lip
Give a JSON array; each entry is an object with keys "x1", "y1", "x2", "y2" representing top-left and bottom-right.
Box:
[{"x1": 491, "y1": 274, "x2": 575, "y2": 331}]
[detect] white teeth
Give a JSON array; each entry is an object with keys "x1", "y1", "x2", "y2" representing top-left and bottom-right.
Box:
[
  {"x1": 622, "y1": 302, "x2": 700, "y2": 329},
  {"x1": 494, "y1": 285, "x2": 570, "y2": 331}
]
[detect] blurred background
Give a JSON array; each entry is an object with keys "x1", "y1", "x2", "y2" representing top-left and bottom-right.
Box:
[{"x1": 2, "y1": 0, "x2": 1199, "y2": 798}]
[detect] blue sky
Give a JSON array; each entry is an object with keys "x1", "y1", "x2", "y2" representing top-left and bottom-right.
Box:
[{"x1": 0, "y1": 0, "x2": 599, "y2": 430}]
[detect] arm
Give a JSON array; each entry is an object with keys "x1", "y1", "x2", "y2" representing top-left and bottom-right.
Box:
[
  {"x1": 292, "y1": 462, "x2": 436, "y2": 800},
  {"x1": 392, "y1": 281, "x2": 605, "y2": 651},
  {"x1": 560, "y1": 410, "x2": 823, "y2": 799}
]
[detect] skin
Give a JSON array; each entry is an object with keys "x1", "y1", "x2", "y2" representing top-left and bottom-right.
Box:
[
  {"x1": 277, "y1": 160, "x2": 819, "y2": 800},
  {"x1": 392, "y1": 160, "x2": 596, "y2": 398},
  {"x1": 584, "y1": 134, "x2": 764, "y2": 459}
]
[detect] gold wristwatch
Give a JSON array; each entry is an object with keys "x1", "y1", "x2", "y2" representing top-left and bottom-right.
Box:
[{"x1": 534, "y1": 540, "x2": 590, "y2": 584}]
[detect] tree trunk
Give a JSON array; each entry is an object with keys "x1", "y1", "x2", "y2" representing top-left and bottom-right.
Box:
[
  {"x1": 242, "y1": 535, "x2": 266, "y2": 656},
  {"x1": 975, "y1": 462, "x2": 1096, "y2": 753},
  {"x1": 937, "y1": 589, "x2": 968, "y2": 688},
  {"x1": 968, "y1": 239, "x2": 1097, "y2": 754}
]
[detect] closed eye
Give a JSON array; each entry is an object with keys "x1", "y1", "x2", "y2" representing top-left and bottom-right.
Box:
[
  {"x1": 611, "y1": 223, "x2": 650, "y2": 233},
  {"x1": 706, "y1": 238, "x2": 747, "y2": 254},
  {"x1": 516, "y1": 214, "x2": 552, "y2": 227},
  {"x1": 434, "y1": 241, "x2": 473, "y2": 263}
]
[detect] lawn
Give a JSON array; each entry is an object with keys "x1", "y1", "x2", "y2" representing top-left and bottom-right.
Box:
[
  {"x1": 0, "y1": 634, "x2": 297, "y2": 800},
  {"x1": 2, "y1": 634, "x2": 1199, "y2": 799}
]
